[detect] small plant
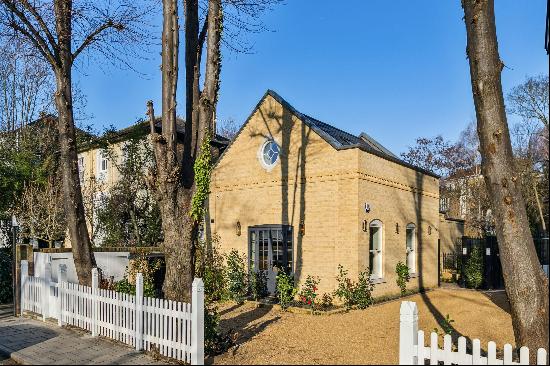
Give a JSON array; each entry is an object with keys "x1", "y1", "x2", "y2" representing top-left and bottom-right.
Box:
[
  {"x1": 464, "y1": 246, "x2": 484, "y2": 289},
  {"x1": 333, "y1": 265, "x2": 355, "y2": 309},
  {"x1": 333, "y1": 265, "x2": 375, "y2": 310},
  {"x1": 226, "y1": 249, "x2": 247, "y2": 304},
  {"x1": 320, "y1": 293, "x2": 333, "y2": 310},
  {"x1": 204, "y1": 304, "x2": 233, "y2": 355},
  {"x1": 441, "y1": 314, "x2": 455, "y2": 335},
  {"x1": 432, "y1": 314, "x2": 456, "y2": 337},
  {"x1": 354, "y1": 270, "x2": 375, "y2": 309},
  {"x1": 298, "y1": 275, "x2": 320, "y2": 309},
  {"x1": 396, "y1": 261, "x2": 411, "y2": 296},
  {"x1": 275, "y1": 269, "x2": 297, "y2": 310},
  {"x1": 249, "y1": 270, "x2": 268, "y2": 301}
]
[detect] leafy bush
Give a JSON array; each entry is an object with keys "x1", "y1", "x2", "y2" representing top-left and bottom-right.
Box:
[
  {"x1": 333, "y1": 264, "x2": 375, "y2": 310},
  {"x1": 195, "y1": 237, "x2": 227, "y2": 303},
  {"x1": 0, "y1": 248, "x2": 12, "y2": 304},
  {"x1": 226, "y1": 250, "x2": 247, "y2": 304},
  {"x1": 249, "y1": 270, "x2": 268, "y2": 301},
  {"x1": 464, "y1": 246, "x2": 484, "y2": 289},
  {"x1": 114, "y1": 256, "x2": 160, "y2": 297},
  {"x1": 395, "y1": 261, "x2": 411, "y2": 296},
  {"x1": 298, "y1": 275, "x2": 320, "y2": 309},
  {"x1": 319, "y1": 293, "x2": 333, "y2": 310},
  {"x1": 275, "y1": 270, "x2": 297, "y2": 310},
  {"x1": 354, "y1": 270, "x2": 375, "y2": 309}
]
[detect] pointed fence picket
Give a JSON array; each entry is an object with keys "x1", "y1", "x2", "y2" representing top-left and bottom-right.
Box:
[
  {"x1": 19, "y1": 260, "x2": 204, "y2": 365},
  {"x1": 399, "y1": 301, "x2": 549, "y2": 365}
]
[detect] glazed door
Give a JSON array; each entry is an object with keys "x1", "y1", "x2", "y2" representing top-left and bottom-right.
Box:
[{"x1": 249, "y1": 226, "x2": 293, "y2": 294}]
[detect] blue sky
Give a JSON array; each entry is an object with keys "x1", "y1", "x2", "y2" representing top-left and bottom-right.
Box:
[{"x1": 74, "y1": 0, "x2": 549, "y2": 155}]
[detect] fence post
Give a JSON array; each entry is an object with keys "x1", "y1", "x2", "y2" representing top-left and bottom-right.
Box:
[
  {"x1": 191, "y1": 278, "x2": 204, "y2": 366},
  {"x1": 399, "y1": 301, "x2": 418, "y2": 365},
  {"x1": 20, "y1": 260, "x2": 28, "y2": 317},
  {"x1": 57, "y1": 264, "x2": 67, "y2": 327},
  {"x1": 91, "y1": 268, "x2": 99, "y2": 337},
  {"x1": 135, "y1": 273, "x2": 144, "y2": 351}
]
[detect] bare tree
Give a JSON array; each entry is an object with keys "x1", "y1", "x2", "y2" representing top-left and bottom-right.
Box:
[
  {"x1": 0, "y1": 40, "x2": 54, "y2": 132},
  {"x1": 0, "y1": 0, "x2": 151, "y2": 285},
  {"x1": 146, "y1": 0, "x2": 279, "y2": 301},
  {"x1": 217, "y1": 117, "x2": 240, "y2": 140},
  {"x1": 462, "y1": 0, "x2": 549, "y2": 355},
  {"x1": 16, "y1": 176, "x2": 66, "y2": 248}
]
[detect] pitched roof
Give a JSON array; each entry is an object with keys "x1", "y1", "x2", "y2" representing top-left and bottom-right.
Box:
[
  {"x1": 263, "y1": 90, "x2": 439, "y2": 178},
  {"x1": 78, "y1": 118, "x2": 230, "y2": 152}
]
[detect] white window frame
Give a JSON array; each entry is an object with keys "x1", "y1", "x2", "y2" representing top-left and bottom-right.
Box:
[
  {"x1": 369, "y1": 219, "x2": 384, "y2": 280},
  {"x1": 97, "y1": 150, "x2": 108, "y2": 182},
  {"x1": 77, "y1": 156, "x2": 85, "y2": 184},
  {"x1": 406, "y1": 223, "x2": 417, "y2": 274},
  {"x1": 257, "y1": 138, "x2": 281, "y2": 171}
]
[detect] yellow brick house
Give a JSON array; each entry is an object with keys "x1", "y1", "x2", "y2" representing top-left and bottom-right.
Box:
[{"x1": 209, "y1": 90, "x2": 446, "y2": 297}]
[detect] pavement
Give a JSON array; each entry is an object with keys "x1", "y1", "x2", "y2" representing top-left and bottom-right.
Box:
[{"x1": 0, "y1": 304, "x2": 168, "y2": 365}]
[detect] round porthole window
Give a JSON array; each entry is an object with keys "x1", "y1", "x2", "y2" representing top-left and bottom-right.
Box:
[{"x1": 260, "y1": 139, "x2": 280, "y2": 168}]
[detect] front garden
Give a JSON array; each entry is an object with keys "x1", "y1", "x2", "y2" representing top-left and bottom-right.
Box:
[{"x1": 211, "y1": 288, "x2": 514, "y2": 365}]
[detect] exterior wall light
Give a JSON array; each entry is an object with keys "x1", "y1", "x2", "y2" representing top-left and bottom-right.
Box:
[
  {"x1": 299, "y1": 220, "x2": 305, "y2": 236},
  {"x1": 395, "y1": 223, "x2": 399, "y2": 234},
  {"x1": 428, "y1": 226, "x2": 432, "y2": 235},
  {"x1": 236, "y1": 221, "x2": 241, "y2": 236},
  {"x1": 362, "y1": 220, "x2": 368, "y2": 232}
]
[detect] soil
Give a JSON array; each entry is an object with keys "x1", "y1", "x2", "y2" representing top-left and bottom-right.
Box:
[{"x1": 209, "y1": 288, "x2": 514, "y2": 365}]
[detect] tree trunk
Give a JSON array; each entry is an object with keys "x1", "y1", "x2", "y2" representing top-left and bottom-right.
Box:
[
  {"x1": 462, "y1": 0, "x2": 549, "y2": 356},
  {"x1": 53, "y1": 0, "x2": 96, "y2": 286},
  {"x1": 53, "y1": 67, "x2": 96, "y2": 285}
]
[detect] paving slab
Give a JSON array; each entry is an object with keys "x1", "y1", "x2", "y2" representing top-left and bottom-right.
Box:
[{"x1": 0, "y1": 310, "x2": 170, "y2": 365}]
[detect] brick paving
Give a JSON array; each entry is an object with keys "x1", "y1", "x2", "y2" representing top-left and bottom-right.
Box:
[{"x1": 0, "y1": 304, "x2": 168, "y2": 365}]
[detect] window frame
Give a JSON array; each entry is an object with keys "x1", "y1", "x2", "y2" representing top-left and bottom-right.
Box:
[
  {"x1": 369, "y1": 219, "x2": 384, "y2": 280},
  {"x1": 405, "y1": 223, "x2": 417, "y2": 275}
]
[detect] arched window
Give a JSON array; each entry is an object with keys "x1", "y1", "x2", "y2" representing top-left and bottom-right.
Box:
[
  {"x1": 369, "y1": 220, "x2": 384, "y2": 279},
  {"x1": 406, "y1": 223, "x2": 416, "y2": 274}
]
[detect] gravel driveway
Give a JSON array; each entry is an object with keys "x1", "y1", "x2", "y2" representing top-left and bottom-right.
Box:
[{"x1": 209, "y1": 288, "x2": 513, "y2": 365}]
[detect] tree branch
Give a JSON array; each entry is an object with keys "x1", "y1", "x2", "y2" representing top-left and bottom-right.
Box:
[
  {"x1": 1, "y1": 0, "x2": 57, "y2": 66},
  {"x1": 19, "y1": 0, "x2": 58, "y2": 54},
  {"x1": 72, "y1": 19, "x2": 123, "y2": 61}
]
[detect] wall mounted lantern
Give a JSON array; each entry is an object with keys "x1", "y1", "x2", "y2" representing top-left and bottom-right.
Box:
[
  {"x1": 428, "y1": 226, "x2": 432, "y2": 235},
  {"x1": 299, "y1": 220, "x2": 305, "y2": 236},
  {"x1": 362, "y1": 220, "x2": 368, "y2": 232},
  {"x1": 236, "y1": 221, "x2": 241, "y2": 236},
  {"x1": 395, "y1": 223, "x2": 399, "y2": 234}
]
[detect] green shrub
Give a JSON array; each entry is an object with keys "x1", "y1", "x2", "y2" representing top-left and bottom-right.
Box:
[
  {"x1": 464, "y1": 246, "x2": 484, "y2": 289},
  {"x1": 320, "y1": 293, "x2": 333, "y2": 310},
  {"x1": 354, "y1": 270, "x2": 375, "y2": 309},
  {"x1": 195, "y1": 237, "x2": 227, "y2": 303},
  {"x1": 249, "y1": 270, "x2": 268, "y2": 301},
  {"x1": 334, "y1": 264, "x2": 375, "y2": 310},
  {"x1": 298, "y1": 275, "x2": 320, "y2": 309},
  {"x1": 395, "y1": 261, "x2": 411, "y2": 296},
  {"x1": 226, "y1": 250, "x2": 247, "y2": 304},
  {"x1": 113, "y1": 256, "x2": 160, "y2": 297},
  {"x1": 333, "y1": 265, "x2": 355, "y2": 309},
  {"x1": 275, "y1": 270, "x2": 297, "y2": 310}
]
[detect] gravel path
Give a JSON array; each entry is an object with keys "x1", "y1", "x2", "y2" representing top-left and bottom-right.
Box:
[{"x1": 209, "y1": 288, "x2": 513, "y2": 365}]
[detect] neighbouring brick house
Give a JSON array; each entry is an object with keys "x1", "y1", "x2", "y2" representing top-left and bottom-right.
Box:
[{"x1": 209, "y1": 90, "x2": 462, "y2": 297}]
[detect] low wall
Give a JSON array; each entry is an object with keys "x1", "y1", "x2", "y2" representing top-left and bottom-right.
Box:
[{"x1": 34, "y1": 251, "x2": 130, "y2": 283}]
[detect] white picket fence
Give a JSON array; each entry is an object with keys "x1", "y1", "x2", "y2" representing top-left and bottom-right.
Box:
[
  {"x1": 399, "y1": 301, "x2": 549, "y2": 365},
  {"x1": 20, "y1": 260, "x2": 204, "y2": 365}
]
